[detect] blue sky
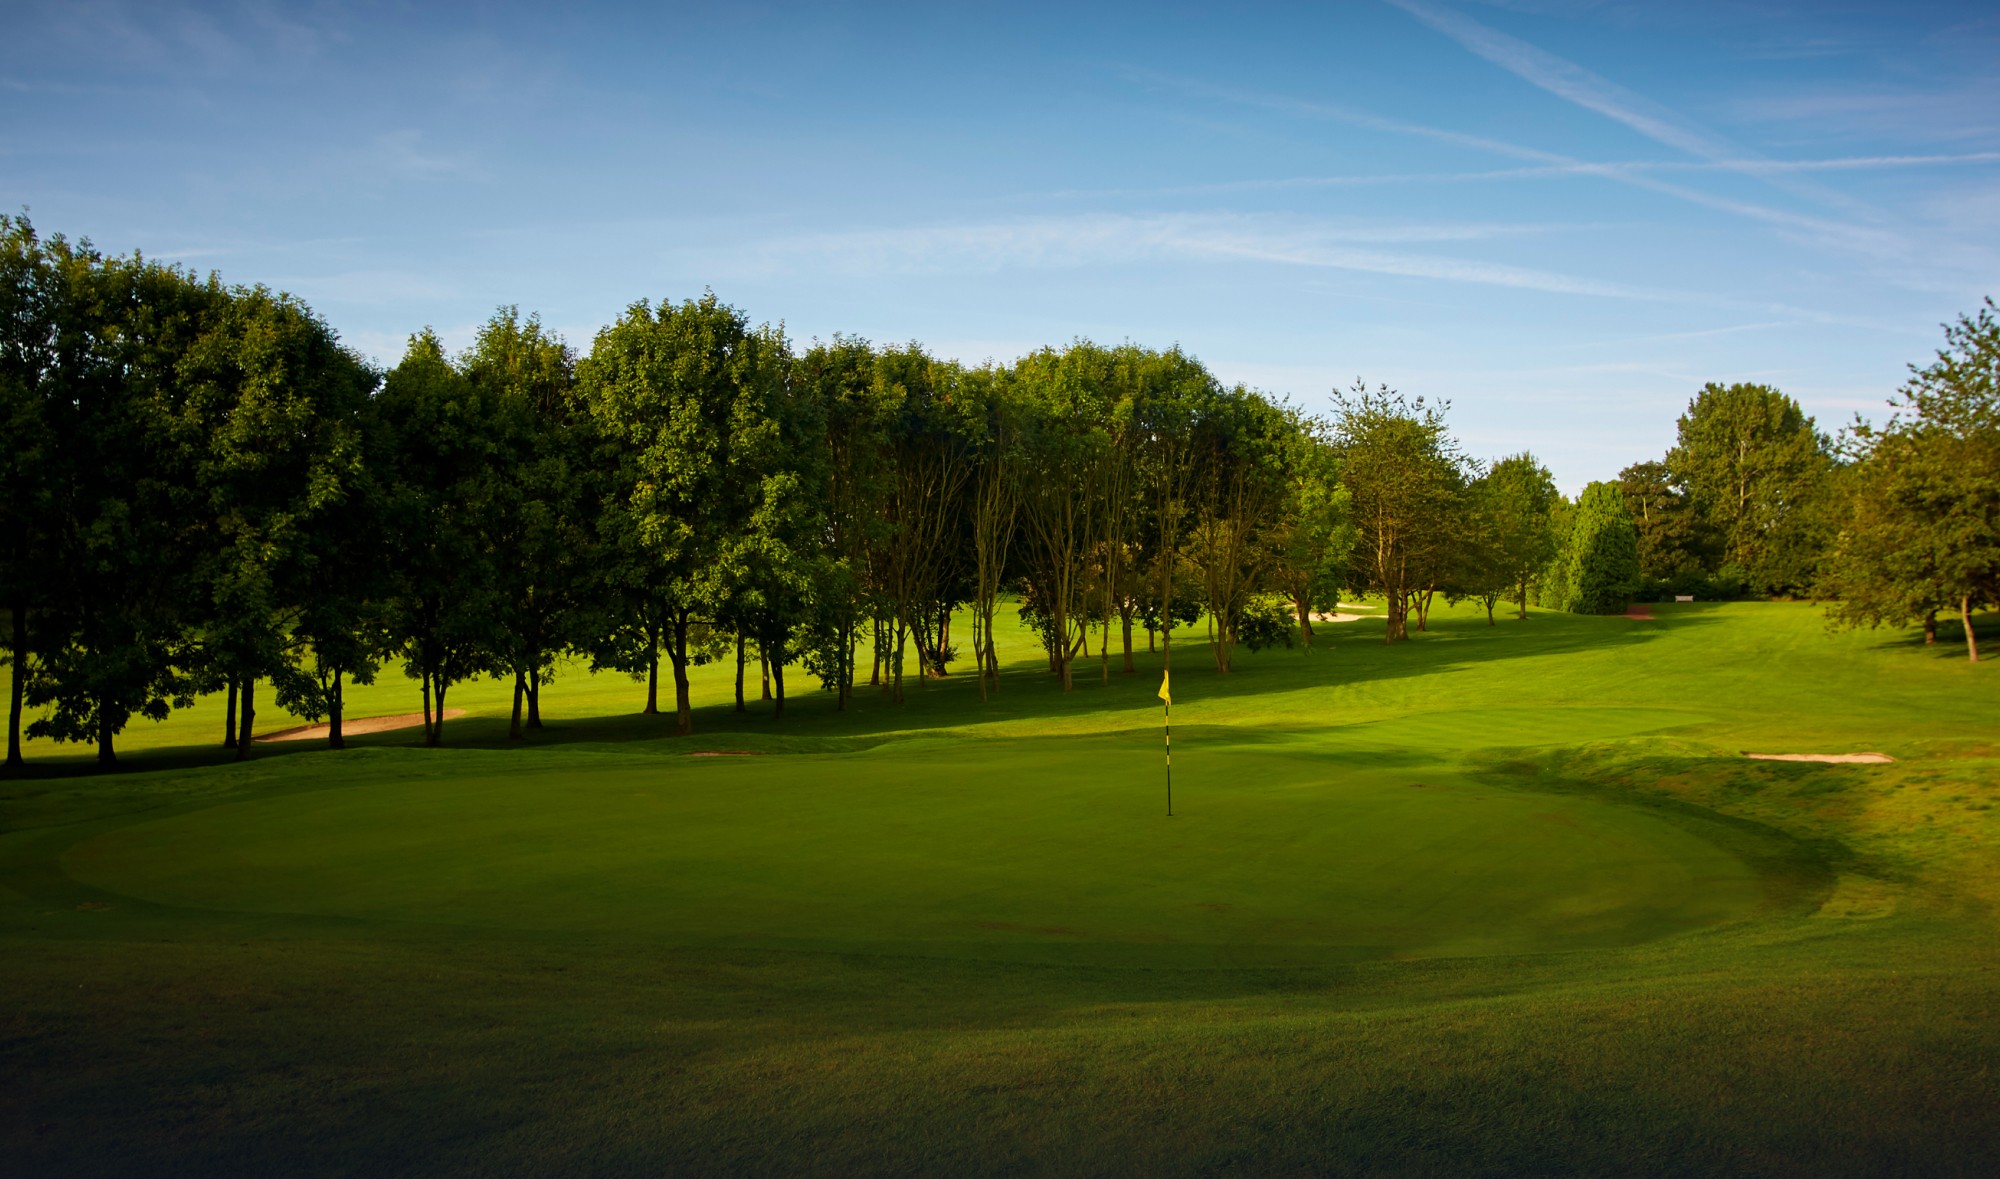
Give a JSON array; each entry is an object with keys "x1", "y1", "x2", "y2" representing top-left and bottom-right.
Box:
[{"x1": 4, "y1": 0, "x2": 1997, "y2": 487}]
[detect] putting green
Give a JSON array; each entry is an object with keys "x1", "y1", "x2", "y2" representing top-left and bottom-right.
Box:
[{"x1": 64, "y1": 737, "x2": 1767, "y2": 964}]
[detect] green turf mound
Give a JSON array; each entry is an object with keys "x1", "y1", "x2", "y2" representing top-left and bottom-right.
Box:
[{"x1": 64, "y1": 741, "x2": 1768, "y2": 965}]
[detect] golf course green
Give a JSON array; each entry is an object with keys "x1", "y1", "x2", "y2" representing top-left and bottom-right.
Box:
[{"x1": 4, "y1": 600, "x2": 1997, "y2": 1174}]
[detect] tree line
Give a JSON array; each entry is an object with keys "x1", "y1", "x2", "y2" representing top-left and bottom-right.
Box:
[
  {"x1": 1610, "y1": 304, "x2": 1998, "y2": 661},
  {"x1": 3, "y1": 216, "x2": 1993, "y2": 766}
]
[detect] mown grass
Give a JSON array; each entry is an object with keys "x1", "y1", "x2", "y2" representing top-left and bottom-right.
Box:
[{"x1": 2, "y1": 601, "x2": 1997, "y2": 1175}]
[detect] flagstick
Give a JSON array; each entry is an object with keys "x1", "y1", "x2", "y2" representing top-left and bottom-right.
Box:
[{"x1": 1164, "y1": 698, "x2": 1172, "y2": 817}]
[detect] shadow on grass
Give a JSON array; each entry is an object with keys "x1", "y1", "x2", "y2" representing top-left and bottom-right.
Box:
[
  {"x1": 1466, "y1": 743, "x2": 1845, "y2": 919},
  {"x1": 1859, "y1": 609, "x2": 1996, "y2": 661},
  {"x1": 3, "y1": 604, "x2": 1725, "y2": 779}
]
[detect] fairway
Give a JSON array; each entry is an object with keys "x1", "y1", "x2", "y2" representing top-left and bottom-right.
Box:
[
  {"x1": 5, "y1": 600, "x2": 1997, "y2": 1175},
  {"x1": 62, "y1": 740, "x2": 1768, "y2": 963}
]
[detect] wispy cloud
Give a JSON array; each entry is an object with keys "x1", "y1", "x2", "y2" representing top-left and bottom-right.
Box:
[
  {"x1": 1384, "y1": 0, "x2": 1741, "y2": 163},
  {"x1": 1121, "y1": 67, "x2": 1989, "y2": 283},
  {"x1": 1028, "y1": 152, "x2": 2000, "y2": 202},
  {"x1": 706, "y1": 212, "x2": 1658, "y2": 299},
  {"x1": 1561, "y1": 321, "x2": 1791, "y2": 350},
  {"x1": 1732, "y1": 81, "x2": 2000, "y2": 147},
  {"x1": 1380, "y1": 0, "x2": 1876, "y2": 217}
]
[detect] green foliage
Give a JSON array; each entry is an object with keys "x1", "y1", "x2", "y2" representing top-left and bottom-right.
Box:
[
  {"x1": 369, "y1": 329, "x2": 512, "y2": 744},
  {"x1": 576, "y1": 293, "x2": 788, "y2": 730},
  {"x1": 1267, "y1": 420, "x2": 1354, "y2": 645},
  {"x1": 1474, "y1": 452, "x2": 1559, "y2": 620},
  {"x1": 1665, "y1": 382, "x2": 1836, "y2": 595},
  {"x1": 1545, "y1": 482, "x2": 1641, "y2": 614},
  {"x1": 1328, "y1": 383, "x2": 1468, "y2": 642},
  {"x1": 1230, "y1": 594, "x2": 1296, "y2": 651},
  {"x1": 5, "y1": 216, "x2": 1991, "y2": 772},
  {"x1": 1617, "y1": 459, "x2": 1705, "y2": 580},
  {"x1": 1824, "y1": 299, "x2": 2000, "y2": 660}
]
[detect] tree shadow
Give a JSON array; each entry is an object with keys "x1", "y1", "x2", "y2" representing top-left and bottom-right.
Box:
[
  {"x1": 1857, "y1": 610, "x2": 1995, "y2": 661},
  {"x1": 1, "y1": 604, "x2": 1731, "y2": 778}
]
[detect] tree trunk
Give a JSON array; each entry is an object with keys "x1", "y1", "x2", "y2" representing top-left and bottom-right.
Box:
[
  {"x1": 975, "y1": 608, "x2": 989, "y2": 701},
  {"x1": 893, "y1": 615, "x2": 907, "y2": 703},
  {"x1": 1121, "y1": 606, "x2": 1135, "y2": 673},
  {"x1": 735, "y1": 631, "x2": 747, "y2": 713},
  {"x1": 421, "y1": 670, "x2": 434, "y2": 744},
  {"x1": 527, "y1": 667, "x2": 542, "y2": 729},
  {"x1": 431, "y1": 676, "x2": 449, "y2": 746},
  {"x1": 1385, "y1": 594, "x2": 1408, "y2": 644},
  {"x1": 670, "y1": 612, "x2": 694, "y2": 736},
  {"x1": 97, "y1": 695, "x2": 115, "y2": 765},
  {"x1": 1517, "y1": 576, "x2": 1530, "y2": 621},
  {"x1": 643, "y1": 622, "x2": 660, "y2": 714},
  {"x1": 1295, "y1": 596, "x2": 1313, "y2": 650},
  {"x1": 939, "y1": 603, "x2": 953, "y2": 678},
  {"x1": 6, "y1": 603, "x2": 23, "y2": 769},
  {"x1": 1924, "y1": 610, "x2": 1938, "y2": 645},
  {"x1": 837, "y1": 618, "x2": 853, "y2": 711},
  {"x1": 772, "y1": 642, "x2": 787, "y2": 718},
  {"x1": 642, "y1": 604, "x2": 662, "y2": 714},
  {"x1": 224, "y1": 678, "x2": 239, "y2": 748},
  {"x1": 760, "y1": 644, "x2": 771, "y2": 701},
  {"x1": 235, "y1": 677, "x2": 255, "y2": 760},
  {"x1": 1486, "y1": 597, "x2": 1496, "y2": 626},
  {"x1": 1055, "y1": 602, "x2": 1074, "y2": 692},
  {"x1": 510, "y1": 668, "x2": 526, "y2": 740},
  {"x1": 328, "y1": 672, "x2": 345, "y2": 750},
  {"x1": 1962, "y1": 596, "x2": 1980, "y2": 663},
  {"x1": 1100, "y1": 603, "x2": 1111, "y2": 686}
]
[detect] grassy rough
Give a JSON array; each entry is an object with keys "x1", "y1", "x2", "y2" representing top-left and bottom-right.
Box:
[{"x1": 2, "y1": 600, "x2": 1996, "y2": 1175}]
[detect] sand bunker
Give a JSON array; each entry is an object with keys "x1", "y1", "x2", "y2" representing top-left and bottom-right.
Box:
[
  {"x1": 686, "y1": 750, "x2": 762, "y2": 757},
  {"x1": 1309, "y1": 611, "x2": 1369, "y2": 623},
  {"x1": 256, "y1": 709, "x2": 466, "y2": 743},
  {"x1": 1743, "y1": 752, "x2": 1895, "y2": 764}
]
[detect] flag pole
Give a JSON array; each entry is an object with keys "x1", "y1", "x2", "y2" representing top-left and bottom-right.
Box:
[{"x1": 1158, "y1": 668, "x2": 1173, "y2": 817}]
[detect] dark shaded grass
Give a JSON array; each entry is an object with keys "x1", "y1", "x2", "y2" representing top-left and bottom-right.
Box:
[{"x1": 3, "y1": 601, "x2": 1998, "y2": 1174}]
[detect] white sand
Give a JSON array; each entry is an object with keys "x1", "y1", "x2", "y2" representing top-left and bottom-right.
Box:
[
  {"x1": 256, "y1": 708, "x2": 467, "y2": 743},
  {"x1": 1743, "y1": 752, "x2": 1895, "y2": 764}
]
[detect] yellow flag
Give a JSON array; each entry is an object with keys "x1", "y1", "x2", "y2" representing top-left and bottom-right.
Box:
[{"x1": 1157, "y1": 670, "x2": 1171, "y2": 705}]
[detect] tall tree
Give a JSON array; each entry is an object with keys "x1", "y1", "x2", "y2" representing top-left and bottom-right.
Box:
[
  {"x1": 793, "y1": 336, "x2": 890, "y2": 711},
  {"x1": 1188, "y1": 386, "x2": 1294, "y2": 672},
  {"x1": 1014, "y1": 345, "x2": 1111, "y2": 690},
  {"x1": 1824, "y1": 300, "x2": 1999, "y2": 661},
  {"x1": 579, "y1": 294, "x2": 785, "y2": 733},
  {"x1": 873, "y1": 346, "x2": 974, "y2": 697},
  {"x1": 1666, "y1": 382, "x2": 1834, "y2": 595},
  {"x1": 462, "y1": 307, "x2": 585, "y2": 738},
  {"x1": 370, "y1": 330, "x2": 508, "y2": 746},
  {"x1": 1546, "y1": 482, "x2": 1642, "y2": 614},
  {"x1": 24, "y1": 251, "x2": 212, "y2": 763},
  {"x1": 0, "y1": 214, "x2": 62, "y2": 769},
  {"x1": 1329, "y1": 384, "x2": 1466, "y2": 644},
  {"x1": 718, "y1": 331, "x2": 822, "y2": 718},
  {"x1": 1132, "y1": 347, "x2": 1217, "y2": 674},
  {"x1": 172, "y1": 285, "x2": 375, "y2": 755},
  {"x1": 1268, "y1": 429, "x2": 1354, "y2": 647},
  {"x1": 1484, "y1": 453, "x2": 1560, "y2": 619},
  {"x1": 1616, "y1": 460, "x2": 1703, "y2": 582},
  {"x1": 963, "y1": 364, "x2": 1022, "y2": 698}
]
